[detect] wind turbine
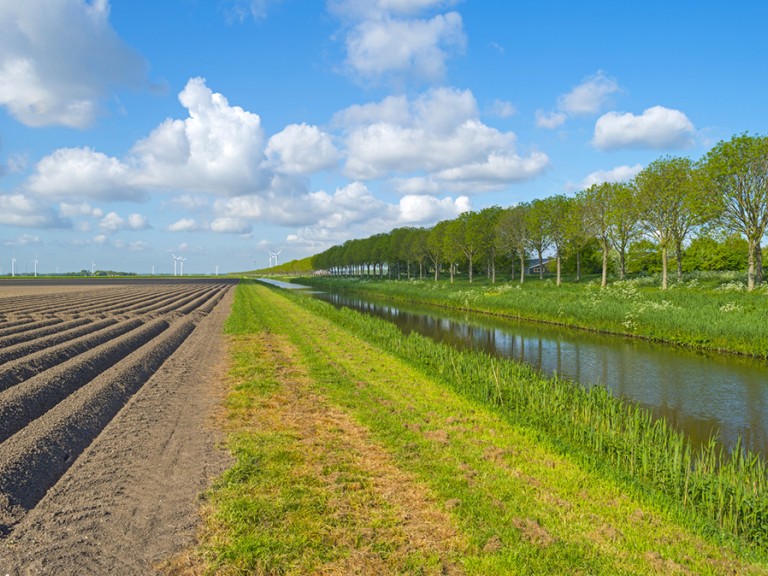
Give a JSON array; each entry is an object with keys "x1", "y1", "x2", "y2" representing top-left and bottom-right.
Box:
[
  {"x1": 33, "y1": 256, "x2": 38, "y2": 277},
  {"x1": 91, "y1": 261, "x2": 96, "y2": 275},
  {"x1": 11, "y1": 257, "x2": 16, "y2": 277},
  {"x1": 269, "y1": 250, "x2": 282, "y2": 267},
  {"x1": 170, "y1": 253, "x2": 178, "y2": 276},
  {"x1": 266, "y1": 250, "x2": 274, "y2": 268},
  {"x1": 178, "y1": 256, "x2": 187, "y2": 276}
]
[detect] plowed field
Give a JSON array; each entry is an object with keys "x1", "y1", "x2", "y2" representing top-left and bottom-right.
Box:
[{"x1": 0, "y1": 279, "x2": 236, "y2": 575}]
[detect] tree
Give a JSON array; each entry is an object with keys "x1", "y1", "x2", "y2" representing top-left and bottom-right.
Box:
[
  {"x1": 427, "y1": 221, "x2": 449, "y2": 281},
  {"x1": 542, "y1": 195, "x2": 571, "y2": 286},
  {"x1": 704, "y1": 133, "x2": 768, "y2": 291},
  {"x1": 525, "y1": 199, "x2": 551, "y2": 280},
  {"x1": 563, "y1": 194, "x2": 594, "y2": 282},
  {"x1": 495, "y1": 204, "x2": 528, "y2": 283},
  {"x1": 607, "y1": 182, "x2": 641, "y2": 279},
  {"x1": 579, "y1": 183, "x2": 613, "y2": 288},
  {"x1": 443, "y1": 219, "x2": 465, "y2": 283},
  {"x1": 634, "y1": 157, "x2": 700, "y2": 289}
]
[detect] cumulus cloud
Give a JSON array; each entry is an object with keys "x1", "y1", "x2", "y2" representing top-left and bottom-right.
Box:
[
  {"x1": 26, "y1": 147, "x2": 140, "y2": 201},
  {"x1": 266, "y1": 123, "x2": 339, "y2": 174},
  {"x1": 223, "y1": 0, "x2": 283, "y2": 21},
  {"x1": 0, "y1": 193, "x2": 68, "y2": 228},
  {"x1": 337, "y1": 87, "x2": 548, "y2": 190},
  {"x1": 593, "y1": 106, "x2": 695, "y2": 150},
  {"x1": 59, "y1": 202, "x2": 103, "y2": 218},
  {"x1": 130, "y1": 77, "x2": 268, "y2": 193},
  {"x1": 3, "y1": 233, "x2": 42, "y2": 247},
  {"x1": 487, "y1": 99, "x2": 516, "y2": 119},
  {"x1": 168, "y1": 218, "x2": 201, "y2": 232},
  {"x1": 0, "y1": 0, "x2": 148, "y2": 128},
  {"x1": 537, "y1": 71, "x2": 620, "y2": 129},
  {"x1": 330, "y1": 0, "x2": 465, "y2": 83},
  {"x1": 579, "y1": 164, "x2": 644, "y2": 189},
  {"x1": 535, "y1": 110, "x2": 566, "y2": 129},
  {"x1": 98, "y1": 211, "x2": 149, "y2": 233},
  {"x1": 558, "y1": 71, "x2": 620, "y2": 116},
  {"x1": 210, "y1": 217, "x2": 253, "y2": 234}
]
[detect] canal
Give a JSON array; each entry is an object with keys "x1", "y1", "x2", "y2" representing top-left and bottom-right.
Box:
[{"x1": 259, "y1": 279, "x2": 768, "y2": 457}]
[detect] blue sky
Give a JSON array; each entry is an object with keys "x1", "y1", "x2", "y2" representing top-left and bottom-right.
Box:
[{"x1": 0, "y1": 0, "x2": 766, "y2": 275}]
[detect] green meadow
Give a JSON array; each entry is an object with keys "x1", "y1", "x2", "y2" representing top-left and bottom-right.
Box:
[
  {"x1": 297, "y1": 272, "x2": 768, "y2": 358},
  {"x1": 169, "y1": 280, "x2": 768, "y2": 575}
]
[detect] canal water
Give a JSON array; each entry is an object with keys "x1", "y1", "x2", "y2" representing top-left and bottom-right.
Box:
[{"x1": 305, "y1": 288, "x2": 768, "y2": 457}]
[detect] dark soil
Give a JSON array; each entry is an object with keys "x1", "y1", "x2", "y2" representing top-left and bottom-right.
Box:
[{"x1": 0, "y1": 280, "x2": 235, "y2": 575}]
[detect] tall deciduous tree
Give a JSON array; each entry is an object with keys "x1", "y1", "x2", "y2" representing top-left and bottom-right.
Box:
[
  {"x1": 607, "y1": 182, "x2": 641, "y2": 280},
  {"x1": 634, "y1": 157, "x2": 697, "y2": 289},
  {"x1": 525, "y1": 199, "x2": 551, "y2": 280},
  {"x1": 495, "y1": 204, "x2": 528, "y2": 283},
  {"x1": 542, "y1": 195, "x2": 571, "y2": 286},
  {"x1": 579, "y1": 183, "x2": 613, "y2": 288},
  {"x1": 704, "y1": 133, "x2": 768, "y2": 291}
]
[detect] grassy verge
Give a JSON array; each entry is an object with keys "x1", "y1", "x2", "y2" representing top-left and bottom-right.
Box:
[
  {"x1": 295, "y1": 274, "x2": 768, "y2": 358},
  {"x1": 174, "y1": 281, "x2": 767, "y2": 574}
]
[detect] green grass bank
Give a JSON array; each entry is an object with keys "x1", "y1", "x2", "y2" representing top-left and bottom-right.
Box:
[
  {"x1": 175, "y1": 281, "x2": 768, "y2": 575},
  {"x1": 296, "y1": 272, "x2": 768, "y2": 358}
]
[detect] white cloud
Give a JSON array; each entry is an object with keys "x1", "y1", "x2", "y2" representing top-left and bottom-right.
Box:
[
  {"x1": 224, "y1": 0, "x2": 283, "y2": 21},
  {"x1": 593, "y1": 106, "x2": 696, "y2": 150},
  {"x1": 98, "y1": 211, "x2": 149, "y2": 232},
  {"x1": 398, "y1": 194, "x2": 469, "y2": 222},
  {"x1": 537, "y1": 71, "x2": 620, "y2": 130},
  {"x1": 0, "y1": 0, "x2": 147, "y2": 128},
  {"x1": 558, "y1": 71, "x2": 620, "y2": 116},
  {"x1": 338, "y1": 88, "x2": 548, "y2": 190},
  {"x1": 266, "y1": 123, "x2": 339, "y2": 174},
  {"x1": 330, "y1": 0, "x2": 465, "y2": 83},
  {"x1": 168, "y1": 218, "x2": 201, "y2": 232},
  {"x1": 487, "y1": 99, "x2": 516, "y2": 119},
  {"x1": 26, "y1": 147, "x2": 140, "y2": 201},
  {"x1": 0, "y1": 193, "x2": 67, "y2": 228},
  {"x1": 3, "y1": 233, "x2": 42, "y2": 247},
  {"x1": 59, "y1": 202, "x2": 102, "y2": 218},
  {"x1": 210, "y1": 217, "x2": 253, "y2": 235},
  {"x1": 579, "y1": 164, "x2": 644, "y2": 189},
  {"x1": 130, "y1": 77, "x2": 268, "y2": 193},
  {"x1": 535, "y1": 110, "x2": 566, "y2": 129}
]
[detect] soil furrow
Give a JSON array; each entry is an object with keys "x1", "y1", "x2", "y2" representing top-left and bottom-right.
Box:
[
  {"x1": 0, "y1": 318, "x2": 92, "y2": 351},
  {"x1": 0, "y1": 318, "x2": 110, "y2": 367},
  {"x1": 0, "y1": 318, "x2": 195, "y2": 534},
  {"x1": 0, "y1": 318, "x2": 66, "y2": 340},
  {"x1": 0, "y1": 317, "x2": 144, "y2": 394}
]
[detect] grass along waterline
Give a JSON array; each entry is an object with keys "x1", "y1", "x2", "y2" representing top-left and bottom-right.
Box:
[
  {"x1": 296, "y1": 274, "x2": 768, "y2": 358},
  {"x1": 179, "y1": 281, "x2": 768, "y2": 574}
]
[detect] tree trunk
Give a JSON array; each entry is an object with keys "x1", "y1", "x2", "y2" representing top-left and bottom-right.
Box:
[
  {"x1": 757, "y1": 241, "x2": 764, "y2": 285},
  {"x1": 519, "y1": 254, "x2": 525, "y2": 284},
  {"x1": 619, "y1": 249, "x2": 626, "y2": 280},
  {"x1": 450, "y1": 262, "x2": 455, "y2": 283},
  {"x1": 556, "y1": 253, "x2": 561, "y2": 287},
  {"x1": 576, "y1": 251, "x2": 581, "y2": 282},
  {"x1": 601, "y1": 239, "x2": 608, "y2": 288},
  {"x1": 662, "y1": 245, "x2": 668, "y2": 290},
  {"x1": 468, "y1": 255, "x2": 473, "y2": 283},
  {"x1": 748, "y1": 239, "x2": 756, "y2": 292},
  {"x1": 538, "y1": 249, "x2": 544, "y2": 280}
]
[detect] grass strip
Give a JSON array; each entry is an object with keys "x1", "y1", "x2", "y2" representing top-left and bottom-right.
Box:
[
  {"x1": 181, "y1": 281, "x2": 768, "y2": 574},
  {"x1": 296, "y1": 274, "x2": 768, "y2": 358}
]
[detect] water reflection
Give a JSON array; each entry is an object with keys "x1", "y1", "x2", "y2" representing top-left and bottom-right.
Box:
[{"x1": 313, "y1": 291, "x2": 768, "y2": 456}]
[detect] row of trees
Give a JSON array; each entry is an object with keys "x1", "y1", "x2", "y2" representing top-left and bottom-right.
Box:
[{"x1": 311, "y1": 133, "x2": 768, "y2": 291}]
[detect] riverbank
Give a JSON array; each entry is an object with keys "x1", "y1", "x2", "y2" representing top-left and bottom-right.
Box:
[
  {"x1": 167, "y1": 281, "x2": 767, "y2": 574},
  {"x1": 296, "y1": 274, "x2": 768, "y2": 358}
]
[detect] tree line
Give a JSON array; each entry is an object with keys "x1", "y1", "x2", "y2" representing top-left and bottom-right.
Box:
[{"x1": 311, "y1": 133, "x2": 768, "y2": 291}]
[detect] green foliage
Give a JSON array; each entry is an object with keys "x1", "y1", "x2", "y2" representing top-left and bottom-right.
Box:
[{"x1": 279, "y1": 286, "x2": 768, "y2": 548}]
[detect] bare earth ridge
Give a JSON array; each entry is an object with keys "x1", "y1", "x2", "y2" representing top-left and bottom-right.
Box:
[{"x1": 0, "y1": 279, "x2": 235, "y2": 575}]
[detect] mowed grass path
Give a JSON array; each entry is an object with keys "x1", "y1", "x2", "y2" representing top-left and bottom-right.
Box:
[{"x1": 174, "y1": 282, "x2": 768, "y2": 575}]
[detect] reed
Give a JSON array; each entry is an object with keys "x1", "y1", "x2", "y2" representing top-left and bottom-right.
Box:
[{"x1": 280, "y1": 284, "x2": 768, "y2": 546}]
